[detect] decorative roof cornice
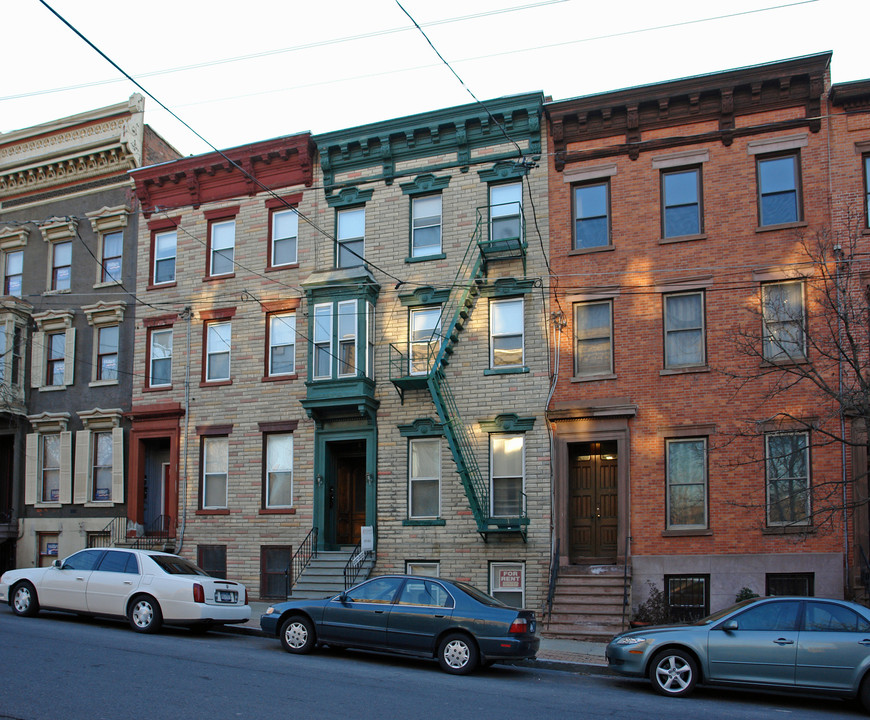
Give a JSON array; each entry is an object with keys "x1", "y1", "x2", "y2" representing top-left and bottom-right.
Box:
[
  {"x1": 315, "y1": 92, "x2": 544, "y2": 189},
  {"x1": 831, "y1": 79, "x2": 870, "y2": 112}
]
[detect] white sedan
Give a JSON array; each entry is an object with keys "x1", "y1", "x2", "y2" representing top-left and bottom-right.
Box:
[{"x1": 0, "y1": 548, "x2": 251, "y2": 633}]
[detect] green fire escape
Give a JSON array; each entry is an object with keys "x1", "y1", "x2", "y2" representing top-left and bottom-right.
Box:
[{"x1": 390, "y1": 204, "x2": 529, "y2": 541}]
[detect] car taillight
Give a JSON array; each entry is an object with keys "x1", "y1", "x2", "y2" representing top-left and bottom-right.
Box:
[
  {"x1": 509, "y1": 617, "x2": 529, "y2": 634},
  {"x1": 193, "y1": 583, "x2": 205, "y2": 603}
]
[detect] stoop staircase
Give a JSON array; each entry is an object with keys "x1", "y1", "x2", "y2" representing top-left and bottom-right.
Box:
[
  {"x1": 543, "y1": 566, "x2": 631, "y2": 642},
  {"x1": 290, "y1": 548, "x2": 375, "y2": 600}
]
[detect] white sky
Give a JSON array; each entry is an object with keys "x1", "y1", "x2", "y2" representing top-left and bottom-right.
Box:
[{"x1": 2, "y1": 0, "x2": 867, "y2": 157}]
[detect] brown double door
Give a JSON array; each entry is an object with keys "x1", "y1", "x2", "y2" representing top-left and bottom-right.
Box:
[{"x1": 569, "y1": 441, "x2": 618, "y2": 563}]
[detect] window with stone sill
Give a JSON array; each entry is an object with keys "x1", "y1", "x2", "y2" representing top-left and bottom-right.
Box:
[
  {"x1": 757, "y1": 152, "x2": 802, "y2": 227},
  {"x1": 490, "y1": 433, "x2": 524, "y2": 518},
  {"x1": 661, "y1": 167, "x2": 702, "y2": 238},
  {"x1": 666, "y1": 437, "x2": 707, "y2": 530},
  {"x1": 152, "y1": 229, "x2": 177, "y2": 285},
  {"x1": 574, "y1": 300, "x2": 613, "y2": 377},
  {"x1": 762, "y1": 281, "x2": 806, "y2": 362},
  {"x1": 490, "y1": 297, "x2": 524, "y2": 369},
  {"x1": 4, "y1": 250, "x2": 22, "y2": 297},
  {"x1": 337, "y1": 207, "x2": 365, "y2": 268},
  {"x1": 148, "y1": 327, "x2": 173, "y2": 388},
  {"x1": 51, "y1": 240, "x2": 72, "y2": 291},
  {"x1": 208, "y1": 218, "x2": 235, "y2": 277},
  {"x1": 204, "y1": 320, "x2": 231, "y2": 382},
  {"x1": 765, "y1": 431, "x2": 810, "y2": 527},
  {"x1": 100, "y1": 231, "x2": 123, "y2": 284},
  {"x1": 265, "y1": 433, "x2": 293, "y2": 509},
  {"x1": 411, "y1": 194, "x2": 442, "y2": 259},
  {"x1": 201, "y1": 436, "x2": 228, "y2": 509},
  {"x1": 664, "y1": 291, "x2": 705, "y2": 369},
  {"x1": 573, "y1": 180, "x2": 610, "y2": 249},
  {"x1": 270, "y1": 208, "x2": 298, "y2": 268},
  {"x1": 267, "y1": 312, "x2": 296, "y2": 377},
  {"x1": 409, "y1": 437, "x2": 440, "y2": 519},
  {"x1": 409, "y1": 306, "x2": 440, "y2": 376}
]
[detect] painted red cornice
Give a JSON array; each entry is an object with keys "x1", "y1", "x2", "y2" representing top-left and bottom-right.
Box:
[{"x1": 131, "y1": 133, "x2": 315, "y2": 216}]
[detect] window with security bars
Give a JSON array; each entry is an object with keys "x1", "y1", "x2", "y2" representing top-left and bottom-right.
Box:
[
  {"x1": 197, "y1": 545, "x2": 227, "y2": 579},
  {"x1": 665, "y1": 575, "x2": 709, "y2": 622},
  {"x1": 261, "y1": 545, "x2": 292, "y2": 599},
  {"x1": 766, "y1": 572, "x2": 813, "y2": 597}
]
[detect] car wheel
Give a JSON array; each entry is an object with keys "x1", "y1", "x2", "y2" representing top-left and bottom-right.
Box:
[
  {"x1": 280, "y1": 615, "x2": 316, "y2": 654},
  {"x1": 860, "y1": 674, "x2": 870, "y2": 713},
  {"x1": 438, "y1": 633, "x2": 479, "y2": 675},
  {"x1": 10, "y1": 581, "x2": 39, "y2": 617},
  {"x1": 128, "y1": 595, "x2": 163, "y2": 634},
  {"x1": 649, "y1": 649, "x2": 698, "y2": 697}
]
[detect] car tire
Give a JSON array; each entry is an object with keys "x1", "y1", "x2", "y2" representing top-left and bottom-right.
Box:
[
  {"x1": 280, "y1": 615, "x2": 316, "y2": 654},
  {"x1": 10, "y1": 581, "x2": 39, "y2": 617},
  {"x1": 649, "y1": 648, "x2": 698, "y2": 697},
  {"x1": 860, "y1": 674, "x2": 870, "y2": 713},
  {"x1": 438, "y1": 633, "x2": 479, "y2": 675},
  {"x1": 128, "y1": 595, "x2": 163, "y2": 634}
]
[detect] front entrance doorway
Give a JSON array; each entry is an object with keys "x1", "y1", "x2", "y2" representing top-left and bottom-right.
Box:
[
  {"x1": 326, "y1": 439, "x2": 366, "y2": 547},
  {"x1": 142, "y1": 438, "x2": 171, "y2": 534},
  {"x1": 569, "y1": 441, "x2": 618, "y2": 563}
]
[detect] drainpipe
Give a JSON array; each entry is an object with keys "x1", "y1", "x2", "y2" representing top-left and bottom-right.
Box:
[{"x1": 177, "y1": 306, "x2": 192, "y2": 553}]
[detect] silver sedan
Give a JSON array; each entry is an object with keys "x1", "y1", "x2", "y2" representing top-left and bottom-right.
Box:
[{"x1": 606, "y1": 596, "x2": 870, "y2": 711}]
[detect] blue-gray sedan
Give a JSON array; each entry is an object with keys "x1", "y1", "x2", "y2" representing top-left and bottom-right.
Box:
[
  {"x1": 261, "y1": 574, "x2": 539, "y2": 674},
  {"x1": 606, "y1": 596, "x2": 870, "y2": 711}
]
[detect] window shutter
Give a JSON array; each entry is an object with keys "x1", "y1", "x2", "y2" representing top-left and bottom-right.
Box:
[
  {"x1": 25, "y1": 433, "x2": 38, "y2": 505},
  {"x1": 73, "y1": 430, "x2": 90, "y2": 504},
  {"x1": 31, "y1": 331, "x2": 45, "y2": 389},
  {"x1": 59, "y1": 430, "x2": 72, "y2": 504},
  {"x1": 63, "y1": 328, "x2": 76, "y2": 386},
  {"x1": 111, "y1": 427, "x2": 124, "y2": 504}
]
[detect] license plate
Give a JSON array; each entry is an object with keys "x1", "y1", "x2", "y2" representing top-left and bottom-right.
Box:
[{"x1": 216, "y1": 590, "x2": 237, "y2": 603}]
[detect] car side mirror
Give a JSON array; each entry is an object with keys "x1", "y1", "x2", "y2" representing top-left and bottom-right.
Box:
[
  {"x1": 339, "y1": 592, "x2": 349, "y2": 603},
  {"x1": 722, "y1": 620, "x2": 738, "y2": 631},
  {"x1": 52, "y1": 559, "x2": 62, "y2": 569}
]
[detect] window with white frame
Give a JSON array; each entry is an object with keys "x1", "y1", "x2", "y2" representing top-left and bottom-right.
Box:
[
  {"x1": 86, "y1": 205, "x2": 128, "y2": 286},
  {"x1": 409, "y1": 306, "x2": 440, "y2": 376},
  {"x1": 32, "y1": 310, "x2": 75, "y2": 391},
  {"x1": 757, "y1": 153, "x2": 801, "y2": 226},
  {"x1": 74, "y1": 411, "x2": 123, "y2": 506},
  {"x1": 46, "y1": 332, "x2": 66, "y2": 386},
  {"x1": 766, "y1": 431, "x2": 810, "y2": 526},
  {"x1": 153, "y1": 230, "x2": 176, "y2": 285},
  {"x1": 337, "y1": 207, "x2": 365, "y2": 268},
  {"x1": 489, "y1": 183, "x2": 522, "y2": 242},
  {"x1": 664, "y1": 292, "x2": 705, "y2": 368},
  {"x1": 148, "y1": 327, "x2": 172, "y2": 387},
  {"x1": 574, "y1": 300, "x2": 613, "y2": 377},
  {"x1": 41, "y1": 434, "x2": 61, "y2": 503},
  {"x1": 25, "y1": 417, "x2": 71, "y2": 506},
  {"x1": 666, "y1": 438, "x2": 707, "y2": 529},
  {"x1": 51, "y1": 240, "x2": 72, "y2": 291},
  {"x1": 0, "y1": 321, "x2": 24, "y2": 389},
  {"x1": 337, "y1": 300, "x2": 357, "y2": 377},
  {"x1": 490, "y1": 434, "x2": 524, "y2": 517},
  {"x1": 265, "y1": 433, "x2": 293, "y2": 508},
  {"x1": 202, "y1": 436, "x2": 229, "y2": 509},
  {"x1": 91, "y1": 431, "x2": 113, "y2": 502},
  {"x1": 490, "y1": 298, "x2": 524, "y2": 368},
  {"x1": 101, "y1": 231, "x2": 123, "y2": 283},
  {"x1": 411, "y1": 195, "x2": 442, "y2": 258},
  {"x1": 409, "y1": 438, "x2": 440, "y2": 519},
  {"x1": 83, "y1": 301, "x2": 125, "y2": 385},
  {"x1": 406, "y1": 561, "x2": 440, "y2": 576},
  {"x1": 268, "y1": 312, "x2": 296, "y2": 377},
  {"x1": 762, "y1": 281, "x2": 805, "y2": 361},
  {"x1": 4, "y1": 250, "x2": 22, "y2": 297},
  {"x1": 271, "y1": 208, "x2": 298, "y2": 267},
  {"x1": 96, "y1": 326, "x2": 119, "y2": 381},
  {"x1": 209, "y1": 219, "x2": 235, "y2": 276},
  {"x1": 313, "y1": 304, "x2": 333, "y2": 379},
  {"x1": 490, "y1": 562, "x2": 525, "y2": 608},
  {"x1": 205, "y1": 320, "x2": 231, "y2": 382}
]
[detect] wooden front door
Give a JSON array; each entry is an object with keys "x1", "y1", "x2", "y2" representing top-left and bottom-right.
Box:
[
  {"x1": 569, "y1": 441, "x2": 618, "y2": 563},
  {"x1": 332, "y1": 441, "x2": 366, "y2": 546}
]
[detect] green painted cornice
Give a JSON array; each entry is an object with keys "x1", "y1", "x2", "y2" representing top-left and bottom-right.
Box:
[
  {"x1": 301, "y1": 266, "x2": 381, "y2": 302},
  {"x1": 325, "y1": 186, "x2": 374, "y2": 208},
  {"x1": 477, "y1": 160, "x2": 530, "y2": 183},
  {"x1": 398, "y1": 285, "x2": 451, "y2": 306},
  {"x1": 399, "y1": 174, "x2": 451, "y2": 196},
  {"x1": 315, "y1": 92, "x2": 544, "y2": 189},
  {"x1": 398, "y1": 418, "x2": 445, "y2": 437},
  {"x1": 478, "y1": 413, "x2": 536, "y2": 432},
  {"x1": 479, "y1": 277, "x2": 537, "y2": 297}
]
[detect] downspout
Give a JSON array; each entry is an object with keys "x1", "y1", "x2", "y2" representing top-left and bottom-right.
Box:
[{"x1": 177, "y1": 306, "x2": 192, "y2": 553}]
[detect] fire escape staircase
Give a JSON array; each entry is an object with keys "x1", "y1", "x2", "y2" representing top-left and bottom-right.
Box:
[{"x1": 390, "y1": 210, "x2": 529, "y2": 542}]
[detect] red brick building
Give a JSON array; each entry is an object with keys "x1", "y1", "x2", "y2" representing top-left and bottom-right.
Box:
[{"x1": 544, "y1": 52, "x2": 865, "y2": 630}]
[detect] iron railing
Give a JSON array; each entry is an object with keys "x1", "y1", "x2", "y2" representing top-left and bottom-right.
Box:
[
  {"x1": 285, "y1": 526, "x2": 318, "y2": 598},
  {"x1": 343, "y1": 540, "x2": 371, "y2": 590},
  {"x1": 135, "y1": 514, "x2": 174, "y2": 549},
  {"x1": 544, "y1": 538, "x2": 560, "y2": 627},
  {"x1": 97, "y1": 516, "x2": 127, "y2": 547}
]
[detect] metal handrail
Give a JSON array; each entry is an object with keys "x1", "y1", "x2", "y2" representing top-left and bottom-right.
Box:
[
  {"x1": 344, "y1": 541, "x2": 371, "y2": 590},
  {"x1": 134, "y1": 514, "x2": 174, "y2": 549},
  {"x1": 621, "y1": 535, "x2": 632, "y2": 631},
  {"x1": 285, "y1": 526, "x2": 317, "y2": 598},
  {"x1": 544, "y1": 538, "x2": 560, "y2": 627}
]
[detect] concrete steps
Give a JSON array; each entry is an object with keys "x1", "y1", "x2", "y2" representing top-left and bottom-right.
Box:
[
  {"x1": 542, "y1": 566, "x2": 631, "y2": 642},
  {"x1": 290, "y1": 548, "x2": 374, "y2": 600}
]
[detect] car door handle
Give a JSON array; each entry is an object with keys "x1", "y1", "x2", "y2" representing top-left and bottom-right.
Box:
[
  {"x1": 374, "y1": 610, "x2": 385, "y2": 614},
  {"x1": 76, "y1": 576, "x2": 85, "y2": 582},
  {"x1": 434, "y1": 614, "x2": 445, "y2": 618},
  {"x1": 860, "y1": 639, "x2": 870, "y2": 646},
  {"x1": 123, "y1": 580, "x2": 133, "y2": 585},
  {"x1": 773, "y1": 638, "x2": 795, "y2": 645}
]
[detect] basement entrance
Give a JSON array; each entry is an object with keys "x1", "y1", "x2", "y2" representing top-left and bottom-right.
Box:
[{"x1": 569, "y1": 441, "x2": 618, "y2": 563}]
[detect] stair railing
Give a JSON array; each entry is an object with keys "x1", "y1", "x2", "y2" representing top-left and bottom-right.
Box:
[
  {"x1": 344, "y1": 540, "x2": 372, "y2": 590},
  {"x1": 621, "y1": 535, "x2": 632, "y2": 631},
  {"x1": 544, "y1": 538, "x2": 560, "y2": 627},
  {"x1": 134, "y1": 515, "x2": 174, "y2": 549},
  {"x1": 96, "y1": 516, "x2": 127, "y2": 547},
  {"x1": 285, "y1": 526, "x2": 318, "y2": 598}
]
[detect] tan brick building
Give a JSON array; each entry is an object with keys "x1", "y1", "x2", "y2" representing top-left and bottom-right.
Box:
[{"x1": 544, "y1": 52, "x2": 869, "y2": 630}]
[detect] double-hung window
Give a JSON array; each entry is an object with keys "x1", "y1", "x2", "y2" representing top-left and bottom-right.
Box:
[
  {"x1": 268, "y1": 312, "x2": 296, "y2": 377},
  {"x1": 490, "y1": 434, "x2": 524, "y2": 517},
  {"x1": 662, "y1": 167, "x2": 702, "y2": 238},
  {"x1": 409, "y1": 438, "x2": 440, "y2": 519},
  {"x1": 337, "y1": 207, "x2": 365, "y2": 268},
  {"x1": 762, "y1": 281, "x2": 805, "y2": 361},
  {"x1": 202, "y1": 436, "x2": 229, "y2": 509},
  {"x1": 271, "y1": 208, "x2": 298, "y2": 267},
  {"x1": 41, "y1": 434, "x2": 61, "y2": 503},
  {"x1": 411, "y1": 195, "x2": 442, "y2": 258},
  {"x1": 52, "y1": 241, "x2": 71, "y2": 291},
  {"x1": 574, "y1": 300, "x2": 613, "y2": 377},
  {"x1": 765, "y1": 431, "x2": 810, "y2": 526},
  {"x1": 313, "y1": 304, "x2": 333, "y2": 379},
  {"x1": 209, "y1": 219, "x2": 235, "y2": 276},
  {"x1": 666, "y1": 438, "x2": 707, "y2": 529},
  {"x1": 96, "y1": 325, "x2": 119, "y2": 381},
  {"x1": 148, "y1": 327, "x2": 172, "y2": 388},
  {"x1": 265, "y1": 433, "x2": 293, "y2": 508},
  {"x1": 490, "y1": 298, "x2": 524, "y2": 368},
  {"x1": 153, "y1": 230, "x2": 176, "y2": 285},
  {"x1": 490, "y1": 183, "x2": 522, "y2": 243},
  {"x1": 32, "y1": 310, "x2": 75, "y2": 390},
  {"x1": 409, "y1": 306, "x2": 440, "y2": 376},
  {"x1": 47, "y1": 332, "x2": 66, "y2": 386},
  {"x1": 757, "y1": 153, "x2": 801, "y2": 226},
  {"x1": 573, "y1": 182, "x2": 609, "y2": 249},
  {"x1": 101, "y1": 231, "x2": 123, "y2": 283},
  {"x1": 4, "y1": 250, "x2": 22, "y2": 297},
  {"x1": 92, "y1": 431, "x2": 113, "y2": 502},
  {"x1": 664, "y1": 292, "x2": 705, "y2": 368},
  {"x1": 205, "y1": 321, "x2": 231, "y2": 382},
  {"x1": 337, "y1": 300, "x2": 357, "y2": 377}
]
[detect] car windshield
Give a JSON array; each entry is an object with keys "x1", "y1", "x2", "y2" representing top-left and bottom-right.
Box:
[
  {"x1": 691, "y1": 597, "x2": 761, "y2": 625},
  {"x1": 452, "y1": 581, "x2": 509, "y2": 608},
  {"x1": 149, "y1": 555, "x2": 210, "y2": 576}
]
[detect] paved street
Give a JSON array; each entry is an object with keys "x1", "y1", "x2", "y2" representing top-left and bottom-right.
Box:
[{"x1": 0, "y1": 607, "x2": 864, "y2": 720}]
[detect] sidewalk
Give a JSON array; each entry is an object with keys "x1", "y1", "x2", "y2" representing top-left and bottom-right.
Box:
[{"x1": 230, "y1": 601, "x2": 611, "y2": 675}]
